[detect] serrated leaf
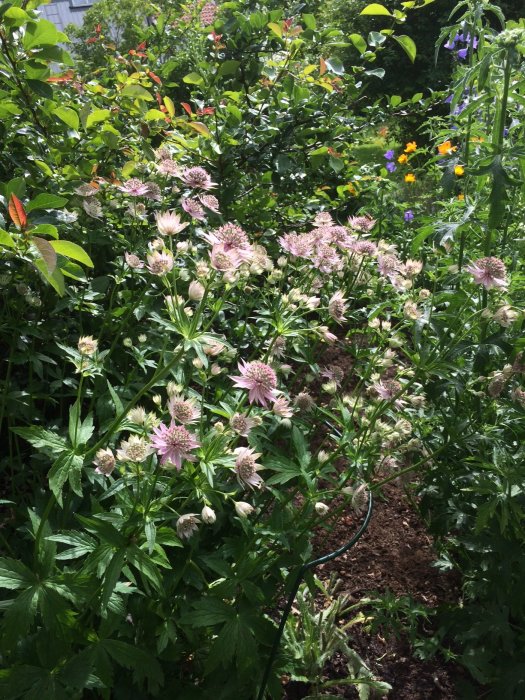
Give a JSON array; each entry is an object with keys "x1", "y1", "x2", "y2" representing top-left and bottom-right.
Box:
[
  {"x1": 180, "y1": 598, "x2": 235, "y2": 627},
  {"x1": 11, "y1": 426, "x2": 67, "y2": 454},
  {"x1": 48, "y1": 452, "x2": 83, "y2": 505},
  {"x1": 50, "y1": 240, "x2": 93, "y2": 267},
  {"x1": 102, "y1": 640, "x2": 164, "y2": 688},
  {"x1": 0, "y1": 557, "x2": 35, "y2": 589},
  {"x1": 101, "y1": 549, "x2": 126, "y2": 611}
]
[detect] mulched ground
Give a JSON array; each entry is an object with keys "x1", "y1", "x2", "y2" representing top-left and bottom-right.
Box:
[{"x1": 283, "y1": 482, "x2": 464, "y2": 699}]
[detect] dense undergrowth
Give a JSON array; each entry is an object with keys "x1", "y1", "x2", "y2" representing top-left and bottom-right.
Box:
[{"x1": 0, "y1": 0, "x2": 524, "y2": 698}]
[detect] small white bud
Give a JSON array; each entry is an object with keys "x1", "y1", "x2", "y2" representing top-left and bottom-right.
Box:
[{"x1": 201, "y1": 505, "x2": 216, "y2": 524}]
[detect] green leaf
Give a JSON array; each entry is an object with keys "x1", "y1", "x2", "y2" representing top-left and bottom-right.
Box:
[
  {"x1": 360, "y1": 3, "x2": 392, "y2": 16},
  {"x1": 102, "y1": 640, "x2": 164, "y2": 688},
  {"x1": 32, "y1": 237, "x2": 57, "y2": 273},
  {"x1": 34, "y1": 258, "x2": 65, "y2": 295},
  {"x1": 390, "y1": 94, "x2": 402, "y2": 107},
  {"x1": 218, "y1": 60, "x2": 240, "y2": 76},
  {"x1": 101, "y1": 549, "x2": 126, "y2": 611},
  {"x1": 85, "y1": 109, "x2": 111, "y2": 129},
  {"x1": 11, "y1": 426, "x2": 67, "y2": 454},
  {"x1": 349, "y1": 33, "x2": 367, "y2": 54},
  {"x1": 393, "y1": 35, "x2": 417, "y2": 63},
  {"x1": 0, "y1": 557, "x2": 35, "y2": 590},
  {"x1": 30, "y1": 224, "x2": 59, "y2": 239},
  {"x1": 0, "y1": 229, "x2": 15, "y2": 248},
  {"x1": 144, "y1": 109, "x2": 167, "y2": 121},
  {"x1": 183, "y1": 72, "x2": 204, "y2": 85},
  {"x1": 23, "y1": 19, "x2": 61, "y2": 50},
  {"x1": 325, "y1": 57, "x2": 344, "y2": 75},
  {"x1": 329, "y1": 155, "x2": 344, "y2": 173},
  {"x1": 53, "y1": 107, "x2": 79, "y2": 131},
  {"x1": 26, "y1": 193, "x2": 68, "y2": 212},
  {"x1": 186, "y1": 121, "x2": 212, "y2": 138},
  {"x1": 48, "y1": 451, "x2": 83, "y2": 505},
  {"x1": 267, "y1": 22, "x2": 283, "y2": 38},
  {"x1": 50, "y1": 240, "x2": 94, "y2": 267},
  {"x1": 121, "y1": 84, "x2": 154, "y2": 100},
  {"x1": 47, "y1": 532, "x2": 97, "y2": 560},
  {"x1": 302, "y1": 13, "x2": 316, "y2": 30},
  {"x1": 180, "y1": 598, "x2": 236, "y2": 627}
]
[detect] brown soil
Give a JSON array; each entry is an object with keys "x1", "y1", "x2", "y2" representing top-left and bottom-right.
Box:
[{"x1": 283, "y1": 483, "x2": 463, "y2": 699}]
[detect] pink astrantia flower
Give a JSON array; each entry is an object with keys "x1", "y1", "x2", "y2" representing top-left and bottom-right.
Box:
[
  {"x1": 198, "y1": 193, "x2": 220, "y2": 213},
  {"x1": 328, "y1": 290, "x2": 347, "y2": 323},
  {"x1": 348, "y1": 215, "x2": 377, "y2": 232},
  {"x1": 156, "y1": 211, "x2": 189, "y2": 236},
  {"x1": 234, "y1": 447, "x2": 264, "y2": 490},
  {"x1": 313, "y1": 243, "x2": 342, "y2": 274},
  {"x1": 272, "y1": 396, "x2": 293, "y2": 418},
  {"x1": 118, "y1": 179, "x2": 150, "y2": 196},
  {"x1": 230, "y1": 412, "x2": 258, "y2": 437},
  {"x1": 168, "y1": 395, "x2": 201, "y2": 424},
  {"x1": 150, "y1": 422, "x2": 199, "y2": 468},
  {"x1": 146, "y1": 250, "x2": 174, "y2": 275},
  {"x1": 181, "y1": 167, "x2": 216, "y2": 190},
  {"x1": 209, "y1": 243, "x2": 242, "y2": 271},
  {"x1": 313, "y1": 211, "x2": 334, "y2": 227},
  {"x1": 202, "y1": 223, "x2": 252, "y2": 261},
  {"x1": 230, "y1": 360, "x2": 278, "y2": 406},
  {"x1": 352, "y1": 240, "x2": 378, "y2": 257},
  {"x1": 157, "y1": 159, "x2": 182, "y2": 177},
  {"x1": 181, "y1": 197, "x2": 206, "y2": 221},
  {"x1": 279, "y1": 232, "x2": 315, "y2": 259},
  {"x1": 466, "y1": 257, "x2": 507, "y2": 290},
  {"x1": 372, "y1": 379, "x2": 406, "y2": 408},
  {"x1": 125, "y1": 252, "x2": 144, "y2": 269}
]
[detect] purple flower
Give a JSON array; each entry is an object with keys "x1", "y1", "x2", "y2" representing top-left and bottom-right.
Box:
[
  {"x1": 384, "y1": 149, "x2": 395, "y2": 161},
  {"x1": 457, "y1": 48, "x2": 468, "y2": 60},
  {"x1": 386, "y1": 162, "x2": 396, "y2": 173},
  {"x1": 444, "y1": 34, "x2": 459, "y2": 50},
  {"x1": 404, "y1": 210, "x2": 414, "y2": 222}
]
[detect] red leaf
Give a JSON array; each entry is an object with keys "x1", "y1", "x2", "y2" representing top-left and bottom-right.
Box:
[
  {"x1": 137, "y1": 41, "x2": 147, "y2": 50},
  {"x1": 8, "y1": 194, "x2": 27, "y2": 230},
  {"x1": 148, "y1": 71, "x2": 162, "y2": 85},
  {"x1": 181, "y1": 102, "x2": 193, "y2": 116},
  {"x1": 47, "y1": 70, "x2": 75, "y2": 83},
  {"x1": 95, "y1": 23, "x2": 102, "y2": 33}
]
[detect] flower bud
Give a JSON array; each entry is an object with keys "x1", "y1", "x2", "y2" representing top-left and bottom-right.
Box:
[
  {"x1": 314, "y1": 501, "x2": 329, "y2": 516},
  {"x1": 234, "y1": 501, "x2": 254, "y2": 518},
  {"x1": 188, "y1": 280, "x2": 205, "y2": 301},
  {"x1": 201, "y1": 505, "x2": 216, "y2": 524}
]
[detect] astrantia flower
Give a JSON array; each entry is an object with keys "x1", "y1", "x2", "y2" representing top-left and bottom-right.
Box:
[
  {"x1": 157, "y1": 158, "x2": 182, "y2": 177},
  {"x1": 125, "y1": 252, "x2": 144, "y2": 269},
  {"x1": 373, "y1": 379, "x2": 402, "y2": 401},
  {"x1": 377, "y1": 254, "x2": 400, "y2": 278},
  {"x1": 168, "y1": 395, "x2": 201, "y2": 424},
  {"x1": 176, "y1": 514, "x2": 200, "y2": 540},
  {"x1": 272, "y1": 396, "x2": 293, "y2": 418},
  {"x1": 78, "y1": 335, "x2": 98, "y2": 356},
  {"x1": 93, "y1": 448, "x2": 116, "y2": 476},
  {"x1": 493, "y1": 305, "x2": 518, "y2": 327},
  {"x1": 198, "y1": 193, "x2": 220, "y2": 213},
  {"x1": 204, "y1": 223, "x2": 252, "y2": 260},
  {"x1": 118, "y1": 178, "x2": 150, "y2": 196},
  {"x1": 146, "y1": 250, "x2": 174, "y2": 276},
  {"x1": 294, "y1": 392, "x2": 315, "y2": 412},
  {"x1": 466, "y1": 257, "x2": 507, "y2": 290},
  {"x1": 181, "y1": 167, "x2": 216, "y2": 190},
  {"x1": 321, "y1": 366, "x2": 344, "y2": 386},
  {"x1": 156, "y1": 211, "x2": 189, "y2": 236},
  {"x1": 403, "y1": 259, "x2": 423, "y2": 278},
  {"x1": 230, "y1": 360, "x2": 278, "y2": 406},
  {"x1": 313, "y1": 243, "x2": 342, "y2": 274},
  {"x1": 347, "y1": 215, "x2": 376, "y2": 233},
  {"x1": 117, "y1": 435, "x2": 154, "y2": 462},
  {"x1": 201, "y1": 505, "x2": 216, "y2": 524},
  {"x1": 234, "y1": 447, "x2": 264, "y2": 490},
  {"x1": 279, "y1": 232, "x2": 315, "y2": 258},
  {"x1": 200, "y1": 1, "x2": 218, "y2": 24},
  {"x1": 270, "y1": 336, "x2": 286, "y2": 359},
  {"x1": 181, "y1": 197, "x2": 206, "y2": 221},
  {"x1": 313, "y1": 211, "x2": 334, "y2": 227},
  {"x1": 188, "y1": 280, "x2": 205, "y2": 301},
  {"x1": 150, "y1": 421, "x2": 199, "y2": 468},
  {"x1": 230, "y1": 413, "x2": 258, "y2": 437},
  {"x1": 328, "y1": 290, "x2": 347, "y2": 323},
  {"x1": 352, "y1": 240, "x2": 378, "y2": 257},
  {"x1": 210, "y1": 243, "x2": 241, "y2": 271}
]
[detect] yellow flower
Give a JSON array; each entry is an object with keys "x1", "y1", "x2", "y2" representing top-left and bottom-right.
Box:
[
  {"x1": 437, "y1": 140, "x2": 457, "y2": 156},
  {"x1": 404, "y1": 141, "x2": 417, "y2": 153},
  {"x1": 404, "y1": 173, "x2": 416, "y2": 183},
  {"x1": 398, "y1": 153, "x2": 408, "y2": 164},
  {"x1": 454, "y1": 165, "x2": 465, "y2": 176},
  {"x1": 457, "y1": 193, "x2": 465, "y2": 201}
]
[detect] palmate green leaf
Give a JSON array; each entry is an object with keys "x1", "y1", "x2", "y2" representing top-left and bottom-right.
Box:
[
  {"x1": 0, "y1": 557, "x2": 35, "y2": 589},
  {"x1": 100, "y1": 548, "x2": 126, "y2": 612},
  {"x1": 46, "y1": 531, "x2": 97, "y2": 560},
  {"x1": 180, "y1": 597, "x2": 236, "y2": 627},
  {"x1": 102, "y1": 640, "x2": 164, "y2": 690},
  {"x1": 48, "y1": 451, "x2": 84, "y2": 504},
  {"x1": 265, "y1": 456, "x2": 303, "y2": 485},
  {"x1": 126, "y1": 545, "x2": 163, "y2": 593},
  {"x1": 10, "y1": 426, "x2": 67, "y2": 455},
  {"x1": 2, "y1": 586, "x2": 40, "y2": 645}
]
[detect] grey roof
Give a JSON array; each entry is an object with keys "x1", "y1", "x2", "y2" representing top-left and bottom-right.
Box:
[{"x1": 40, "y1": 0, "x2": 96, "y2": 32}]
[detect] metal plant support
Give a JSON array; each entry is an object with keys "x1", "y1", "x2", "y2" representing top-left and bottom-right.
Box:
[{"x1": 256, "y1": 490, "x2": 374, "y2": 700}]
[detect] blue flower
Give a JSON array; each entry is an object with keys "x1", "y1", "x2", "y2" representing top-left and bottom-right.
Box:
[
  {"x1": 384, "y1": 149, "x2": 395, "y2": 161},
  {"x1": 404, "y1": 210, "x2": 414, "y2": 222},
  {"x1": 386, "y1": 162, "x2": 396, "y2": 173}
]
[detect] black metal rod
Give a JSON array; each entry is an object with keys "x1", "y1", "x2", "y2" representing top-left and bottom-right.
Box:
[{"x1": 256, "y1": 490, "x2": 374, "y2": 700}]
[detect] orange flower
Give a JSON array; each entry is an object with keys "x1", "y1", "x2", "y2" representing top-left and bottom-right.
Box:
[
  {"x1": 437, "y1": 140, "x2": 457, "y2": 156},
  {"x1": 404, "y1": 141, "x2": 417, "y2": 153},
  {"x1": 398, "y1": 154, "x2": 408, "y2": 164},
  {"x1": 454, "y1": 165, "x2": 465, "y2": 177},
  {"x1": 404, "y1": 173, "x2": 416, "y2": 183}
]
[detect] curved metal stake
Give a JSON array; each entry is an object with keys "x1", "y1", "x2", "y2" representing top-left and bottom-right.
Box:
[{"x1": 256, "y1": 491, "x2": 374, "y2": 700}]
